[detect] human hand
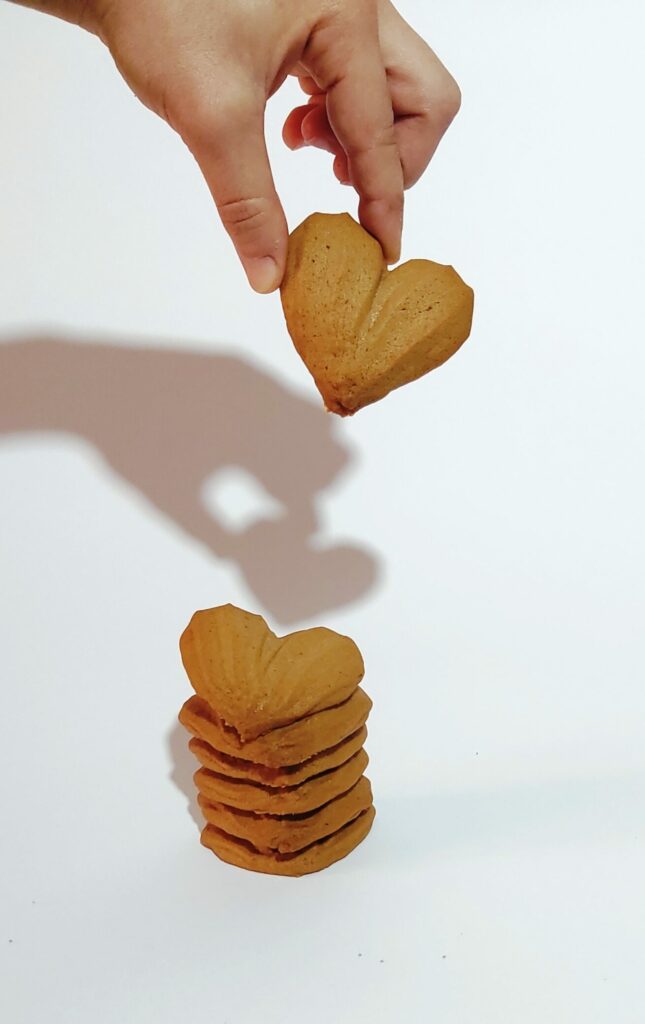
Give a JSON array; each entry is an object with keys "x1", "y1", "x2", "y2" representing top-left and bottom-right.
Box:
[
  {"x1": 17, "y1": 0, "x2": 461, "y2": 293},
  {"x1": 283, "y1": 2, "x2": 461, "y2": 198}
]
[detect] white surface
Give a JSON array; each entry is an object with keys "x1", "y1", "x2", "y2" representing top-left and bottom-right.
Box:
[{"x1": 1, "y1": 2, "x2": 644, "y2": 1022}]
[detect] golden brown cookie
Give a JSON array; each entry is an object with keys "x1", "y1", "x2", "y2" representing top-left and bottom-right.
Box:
[
  {"x1": 200, "y1": 804, "x2": 375, "y2": 876},
  {"x1": 180, "y1": 604, "x2": 364, "y2": 741},
  {"x1": 189, "y1": 724, "x2": 367, "y2": 786},
  {"x1": 281, "y1": 212, "x2": 474, "y2": 415},
  {"x1": 198, "y1": 776, "x2": 373, "y2": 854},
  {"x1": 194, "y1": 748, "x2": 368, "y2": 814},
  {"x1": 179, "y1": 687, "x2": 372, "y2": 768}
]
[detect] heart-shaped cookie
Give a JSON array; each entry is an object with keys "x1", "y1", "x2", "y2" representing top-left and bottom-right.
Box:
[
  {"x1": 197, "y1": 775, "x2": 373, "y2": 854},
  {"x1": 178, "y1": 687, "x2": 372, "y2": 767},
  {"x1": 200, "y1": 804, "x2": 375, "y2": 876},
  {"x1": 179, "y1": 604, "x2": 364, "y2": 742},
  {"x1": 280, "y1": 212, "x2": 474, "y2": 415}
]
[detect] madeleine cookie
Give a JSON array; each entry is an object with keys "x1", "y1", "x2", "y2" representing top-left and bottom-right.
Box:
[
  {"x1": 180, "y1": 604, "x2": 364, "y2": 741},
  {"x1": 188, "y1": 725, "x2": 367, "y2": 787},
  {"x1": 198, "y1": 776, "x2": 373, "y2": 854},
  {"x1": 178, "y1": 604, "x2": 375, "y2": 874},
  {"x1": 194, "y1": 749, "x2": 368, "y2": 815},
  {"x1": 200, "y1": 805, "x2": 375, "y2": 876},
  {"x1": 281, "y1": 212, "x2": 474, "y2": 415},
  {"x1": 179, "y1": 688, "x2": 372, "y2": 768}
]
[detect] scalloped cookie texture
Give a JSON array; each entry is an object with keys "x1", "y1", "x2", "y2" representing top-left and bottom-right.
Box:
[
  {"x1": 179, "y1": 604, "x2": 364, "y2": 742},
  {"x1": 178, "y1": 687, "x2": 372, "y2": 767},
  {"x1": 178, "y1": 604, "x2": 374, "y2": 875},
  {"x1": 280, "y1": 212, "x2": 474, "y2": 415}
]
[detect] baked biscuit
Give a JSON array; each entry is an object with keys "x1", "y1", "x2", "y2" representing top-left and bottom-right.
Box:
[
  {"x1": 194, "y1": 748, "x2": 368, "y2": 815},
  {"x1": 188, "y1": 724, "x2": 367, "y2": 786},
  {"x1": 281, "y1": 212, "x2": 474, "y2": 415},
  {"x1": 200, "y1": 805, "x2": 375, "y2": 876},
  {"x1": 198, "y1": 776, "x2": 373, "y2": 854},
  {"x1": 180, "y1": 604, "x2": 364, "y2": 741},
  {"x1": 179, "y1": 688, "x2": 372, "y2": 768}
]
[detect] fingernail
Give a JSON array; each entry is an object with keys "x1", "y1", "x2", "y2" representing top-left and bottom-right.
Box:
[
  {"x1": 386, "y1": 230, "x2": 402, "y2": 264},
  {"x1": 300, "y1": 114, "x2": 317, "y2": 143},
  {"x1": 334, "y1": 161, "x2": 352, "y2": 186},
  {"x1": 302, "y1": 130, "x2": 336, "y2": 155},
  {"x1": 361, "y1": 198, "x2": 402, "y2": 263},
  {"x1": 245, "y1": 256, "x2": 280, "y2": 294},
  {"x1": 385, "y1": 203, "x2": 403, "y2": 263}
]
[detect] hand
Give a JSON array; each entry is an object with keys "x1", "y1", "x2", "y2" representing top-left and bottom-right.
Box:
[
  {"x1": 283, "y1": 2, "x2": 461, "y2": 195},
  {"x1": 15, "y1": 0, "x2": 461, "y2": 293}
]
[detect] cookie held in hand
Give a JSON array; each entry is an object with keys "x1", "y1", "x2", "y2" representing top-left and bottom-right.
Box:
[{"x1": 280, "y1": 212, "x2": 474, "y2": 415}]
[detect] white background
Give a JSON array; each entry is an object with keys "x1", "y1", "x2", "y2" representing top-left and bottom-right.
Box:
[{"x1": 1, "y1": 2, "x2": 644, "y2": 1021}]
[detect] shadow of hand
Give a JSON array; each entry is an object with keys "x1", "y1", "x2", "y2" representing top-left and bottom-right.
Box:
[{"x1": 0, "y1": 335, "x2": 380, "y2": 623}]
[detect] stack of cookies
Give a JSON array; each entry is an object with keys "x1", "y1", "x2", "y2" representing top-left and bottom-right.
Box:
[{"x1": 178, "y1": 604, "x2": 374, "y2": 876}]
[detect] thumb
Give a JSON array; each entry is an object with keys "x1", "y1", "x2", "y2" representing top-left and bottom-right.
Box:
[{"x1": 182, "y1": 99, "x2": 288, "y2": 294}]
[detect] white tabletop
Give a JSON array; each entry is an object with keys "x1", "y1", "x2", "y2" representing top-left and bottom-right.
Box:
[{"x1": 1, "y1": 2, "x2": 644, "y2": 1022}]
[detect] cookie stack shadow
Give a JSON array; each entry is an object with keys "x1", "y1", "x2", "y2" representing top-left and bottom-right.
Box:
[{"x1": 178, "y1": 605, "x2": 375, "y2": 876}]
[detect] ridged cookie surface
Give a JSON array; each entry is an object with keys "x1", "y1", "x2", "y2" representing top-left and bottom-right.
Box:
[
  {"x1": 194, "y1": 748, "x2": 368, "y2": 814},
  {"x1": 180, "y1": 604, "x2": 364, "y2": 741},
  {"x1": 198, "y1": 776, "x2": 373, "y2": 854},
  {"x1": 189, "y1": 725, "x2": 367, "y2": 786},
  {"x1": 281, "y1": 213, "x2": 474, "y2": 415},
  {"x1": 200, "y1": 805, "x2": 375, "y2": 876},
  {"x1": 179, "y1": 687, "x2": 372, "y2": 768}
]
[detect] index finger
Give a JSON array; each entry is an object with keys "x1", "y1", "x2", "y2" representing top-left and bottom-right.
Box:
[{"x1": 308, "y1": 11, "x2": 404, "y2": 262}]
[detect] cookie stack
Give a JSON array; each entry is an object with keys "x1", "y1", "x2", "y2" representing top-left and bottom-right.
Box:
[{"x1": 178, "y1": 604, "x2": 374, "y2": 876}]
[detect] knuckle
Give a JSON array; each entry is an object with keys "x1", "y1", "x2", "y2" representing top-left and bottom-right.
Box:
[
  {"x1": 421, "y1": 73, "x2": 462, "y2": 130},
  {"x1": 360, "y1": 178, "x2": 404, "y2": 211},
  {"x1": 401, "y1": 153, "x2": 423, "y2": 189},
  {"x1": 341, "y1": 0, "x2": 378, "y2": 25},
  {"x1": 171, "y1": 79, "x2": 254, "y2": 146},
  {"x1": 218, "y1": 196, "x2": 272, "y2": 237},
  {"x1": 440, "y1": 76, "x2": 462, "y2": 121},
  {"x1": 347, "y1": 126, "x2": 397, "y2": 160}
]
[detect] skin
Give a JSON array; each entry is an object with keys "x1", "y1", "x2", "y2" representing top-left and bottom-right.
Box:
[{"x1": 11, "y1": 1, "x2": 461, "y2": 292}]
